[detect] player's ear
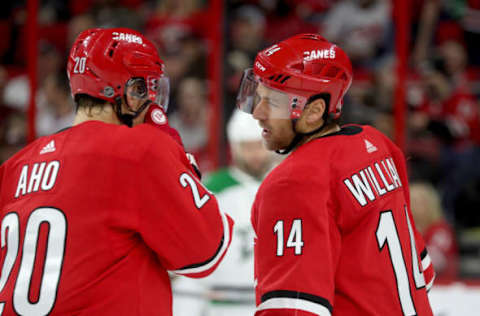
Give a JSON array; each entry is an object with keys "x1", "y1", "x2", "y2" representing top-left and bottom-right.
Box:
[
  {"x1": 296, "y1": 98, "x2": 326, "y2": 133},
  {"x1": 305, "y1": 98, "x2": 326, "y2": 125}
]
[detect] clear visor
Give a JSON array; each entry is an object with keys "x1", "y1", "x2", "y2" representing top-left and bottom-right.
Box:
[
  {"x1": 236, "y1": 68, "x2": 306, "y2": 119},
  {"x1": 126, "y1": 75, "x2": 170, "y2": 112}
]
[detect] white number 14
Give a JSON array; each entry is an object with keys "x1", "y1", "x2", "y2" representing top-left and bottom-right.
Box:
[
  {"x1": 376, "y1": 207, "x2": 425, "y2": 316},
  {"x1": 273, "y1": 219, "x2": 304, "y2": 256}
]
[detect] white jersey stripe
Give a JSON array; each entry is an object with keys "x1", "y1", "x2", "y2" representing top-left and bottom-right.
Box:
[
  {"x1": 257, "y1": 297, "x2": 331, "y2": 316},
  {"x1": 421, "y1": 253, "x2": 432, "y2": 271},
  {"x1": 426, "y1": 273, "x2": 435, "y2": 292},
  {"x1": 170, "y1": 209, "x2": 230, "y2": 275}
]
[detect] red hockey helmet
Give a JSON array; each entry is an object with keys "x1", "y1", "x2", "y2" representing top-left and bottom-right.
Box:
[
  {"x1": 237, "y1": 33, "x2": 352, "y2": 120},
  {"x1": 67, "y1": 28, "x2": 169, "y2": 112}
]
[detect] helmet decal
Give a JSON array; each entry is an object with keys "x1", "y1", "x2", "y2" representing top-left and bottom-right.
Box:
[
  {"x1": 67, "y1": 28, "x2": 170, "y2": 112},
  {"x1": 237, "y1": 33, "x2": 352, "y2": 120},
  {"x1": 303, "y1": 47, "x2": 336, "y2": 61},
  {"x1": 111, "y1": 31, "x2": 143, "y2": 44}
]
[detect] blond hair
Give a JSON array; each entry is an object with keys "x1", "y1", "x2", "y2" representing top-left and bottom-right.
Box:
[{"x1": 410, "y1": 182, "x2": 444, "y2": 224}]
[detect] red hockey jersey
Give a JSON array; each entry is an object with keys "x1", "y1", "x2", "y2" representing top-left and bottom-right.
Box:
[
  {"x1": 252, "y1": 125, "x2": 434, "y2": 316},
  {"x1": 0, "y1": 121, "x2": 233, "y2": 315}
]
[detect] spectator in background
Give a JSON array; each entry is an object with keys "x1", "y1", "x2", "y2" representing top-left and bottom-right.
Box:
[
  {"x1": 0, "y1": 65, "x2": 22, "y2": 164},
  {"x1": 259, "y1": 0, "x2": 319, "y2": 44},
  {"x1": 408, "y1": 68, "x2": 451, "y2": 144},
  {"x1": 2, "y1": 41, "x2": 61, "y2": 111},
  {"x1": 373, "y1": 56, "x2": 396, "y2": 111},
  {"x1": 0, "y1": 111, "x2": 26, "y2": 164},
  {"x1": 408, "y1": 60, "x2": 480, "y2": 219},
  {"x1": 0, "y1": 65, "x2": 8, "y2": 107},
  {"x1": 462, "y1": 0, "x2": 480, "y2": 66},
  {"x1": 91, "y1": 0, "x2": 142, "y2": 29},
  {"x1": 67, "y1": 13, "x2": 96, "y2": 48},
  {"x1": 230, "y1": 5, "x2": 266, "y2": 57},
  {"x1": 173, "y1": 109, "x2": 275, "y2": 316},
  {"x1": 160, "y1": 31, "x2": 207, "y2": 91},
  {"x1": 147, "y1": 0, "x2": 205, "y2": 31},
  {"x1": 438, "y1": 40, "x2": 470, "y2": 92},
  {"x1": 410, "y1": 182, "x2": 459, "y2": 282},
  {"x1": 145, "y1": 0, "x2": 207, "y2": 60},
  {"x1": 169, "y1": 77, "x2": 210, "y2": 168},
  {"x1": 411, "y1": 0, "x2": 441, "y2": 66},
  {"x1": 224, "y1": 5, "x2": 267, "y2": 120},
  {"x1": 36, "y1": 70, "x2": 75, "y2": 136},
  {"x1": 145, "y1": 0, "x2": 208, "y2": 97},
  {"x1": 38, "y1": 0, "x2": 70, "y2": 24},
  {"x1": 407, "y1": 62, "x2": 480, "y2": 183},
  {"x1": 322, "y1": 0, "x2": 391, "y2": 68},
  {"x1": 453, "y1": 170, "x2": 480, "y2": 229}
]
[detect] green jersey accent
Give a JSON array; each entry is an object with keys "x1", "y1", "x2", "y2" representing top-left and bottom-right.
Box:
[{"x1": 204, "y1": 169, "x2": 240, "y2": 193}]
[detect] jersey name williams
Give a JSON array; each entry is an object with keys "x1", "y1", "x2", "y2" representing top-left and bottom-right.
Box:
[
  {"x1": 15, "y1": 160, "x2": 60, "y2": 198},
  {"x1": 343, "y1": 157, "x2": 402, "y2": 207}
]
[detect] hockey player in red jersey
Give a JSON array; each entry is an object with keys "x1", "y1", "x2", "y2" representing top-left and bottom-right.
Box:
[
  {"x1": 236, "y1": 33, "x2": 435, "y2": 316},
  {"x1": 0, "y1": 28, "x2": 233, "y2": 315}
]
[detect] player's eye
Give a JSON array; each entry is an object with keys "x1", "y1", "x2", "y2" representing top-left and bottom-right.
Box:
[
  {"x1": 133, "y1": 83, "x2": 147, "y2": 96},
  {"x1": 126, "y1": 78, "x2": 147, "y2": 98}
]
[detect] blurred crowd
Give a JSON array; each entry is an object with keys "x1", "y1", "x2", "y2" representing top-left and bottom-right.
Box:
[{"x1": 1, "y1": 0, "x2": 479, "y2": 281}]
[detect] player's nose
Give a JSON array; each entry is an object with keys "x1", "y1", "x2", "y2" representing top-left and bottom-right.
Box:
[{"x1": 253, "y1": 98, "x2": 268, "y2": 121}]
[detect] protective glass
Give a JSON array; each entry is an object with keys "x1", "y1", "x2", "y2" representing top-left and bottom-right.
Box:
[
  {"x1": 236, "y1": 68, "x2": 306, "y2": 119},
  {"x1": 126, "y1": 75, "x2": 170, "y2": 112}
]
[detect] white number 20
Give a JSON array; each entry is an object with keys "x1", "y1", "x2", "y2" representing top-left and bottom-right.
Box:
[
  {"x1": 73, "y1": 57, "x2": 86, "y2": 74},
  {"x1": 179, "y1": 173, "x2": 210, "y2": 209},
  {"x1": 0, "y1": 207, "x2": 66, "y2": 316}
]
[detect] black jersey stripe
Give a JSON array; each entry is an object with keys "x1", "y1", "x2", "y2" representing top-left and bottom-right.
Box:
[
  {"x1": 420, "y1": 248, "x2": 428, "y2": 260},
  {"x1": 320, "y1": 125, "x2": 363, "y2": 138},
  {"x1": 178, "y1": 236, "x2": 224, "y2": 270},
  {"x1": 261, "y1": 290, "x2": 333, "y2": 313}
]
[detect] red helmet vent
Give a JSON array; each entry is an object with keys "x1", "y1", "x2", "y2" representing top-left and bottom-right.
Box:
[
  {"x1": 267, "y1": 73, "x2": 291, "y2": 85},
  {"x1": 324, "y1": 66, "x2": 340, "y2": 79},
  {"x1": 280, "y1": 75, "x2": 291, "y2": 84},
  {"x1": 89, "y1": 68, "x2": 100, "y2": 79},
  {"x1": 290, "y1": 62, "x2": 304, "y2": 72},
  {"x1": 306, "y1": 63, "x2": 344, "y2": 81},
  {"x1": 108, "y1": 41, "x2": 119, "y2": 58},
  {"x1": 299, "y1": 34, "x2": 327, "y2": 42},
  {"x1": 308, "y1": 63, "x2": 325, "y2": 75}
]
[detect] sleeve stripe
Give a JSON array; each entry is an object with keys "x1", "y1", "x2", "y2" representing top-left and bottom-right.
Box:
[
  {"x1": 170, "y1": 210, "x2": 230, "y2": 275},
  {"x1": 261, "y1": 290, "x2": 333, "y2": 311},
  {"x1": 421, "y1": 253, "x2": 432, "y2": 271},
  {"x1": 420, "y1": 248, "x2": 428, "y2": 259},
  {"x1": 257, "y1": 298, "x2": 331, "y2": 316},
  {"x1": 426, "y1": 273, "x2": 435, "y2": 292}
]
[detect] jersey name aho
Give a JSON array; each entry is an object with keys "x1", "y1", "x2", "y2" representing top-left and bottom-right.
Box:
[{"x1": 0, "y1": 121, "x2": 233, "y2": 316}]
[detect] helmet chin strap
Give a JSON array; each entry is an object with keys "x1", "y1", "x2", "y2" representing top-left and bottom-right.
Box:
[
  {"x1": 114, "y1": 96, "x2": 152, "y2": 127},
  {"x1": 275, "y1": 116, "x2": 329, "y2": 155}
]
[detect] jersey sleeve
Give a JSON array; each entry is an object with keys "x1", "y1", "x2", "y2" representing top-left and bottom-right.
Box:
[
  {"x1": 416, "y1": 230, "x2": 435, "y2": 291},
  {"x1": 389, "y1": 139, "x2": 435, "y2": 291},
  {"x1": 253, "y1": 174, "x2": 339, "y2": 316},
  {"x1": 137, "y1": 132, "x2": 234, "y2": 278}
]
